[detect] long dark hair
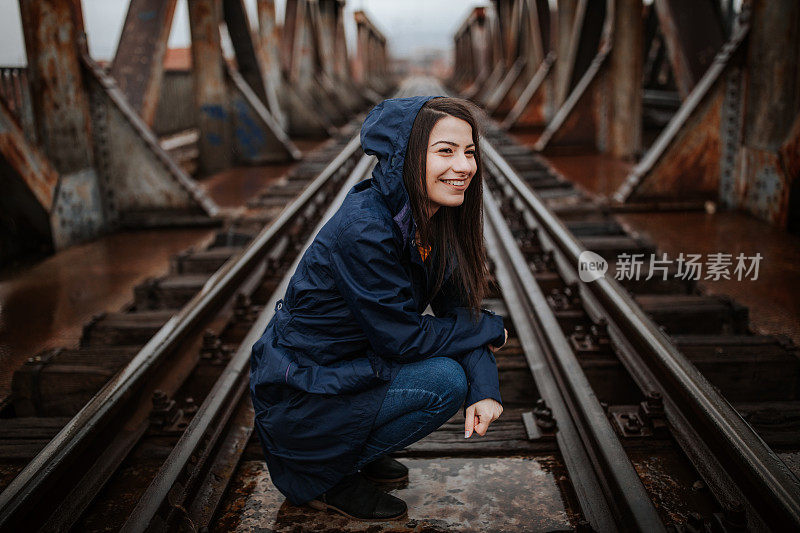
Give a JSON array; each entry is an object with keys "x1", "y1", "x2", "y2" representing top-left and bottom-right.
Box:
[{"x1": 402, "y1": 97, "x2": 488, "y2": 314}]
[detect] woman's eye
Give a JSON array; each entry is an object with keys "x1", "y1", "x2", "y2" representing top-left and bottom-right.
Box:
[
  {"x1": 466, "y1": 150, "x2": 476, "y2": 156},
  {"x1": 438, "y1": 148, "x2": 452, "y2": 154}
]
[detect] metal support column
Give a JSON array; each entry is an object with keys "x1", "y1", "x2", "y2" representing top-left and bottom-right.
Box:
[
  {"x1": 608, "y1": 0, "x2": 643, "y2": 159},
  {"x1": 111, "y1": 0, "x2": 178, "y2": 126},
  {"x1": 188, "y1": 0, "x2": 233, "y2": 174},
  {"x1": 19, "y1": 0, "x2": 105, "y2": 248},
  {"x1": 255, "y1": 0, "x2": 286, "y2": 128}
]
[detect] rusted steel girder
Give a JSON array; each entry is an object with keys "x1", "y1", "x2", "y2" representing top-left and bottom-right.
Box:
[
  {"x1": 473, "y1": 3, "x2": 508, "y2": 103},
  {"x1": 452, "y1": 8, "x2": 493, "y2": 98},
  {"x1": 255, "y1": 0, "x2": 286, "y2": 128},
  {"x1": 83, "y1": 52, "x2": 220, "y2": 226},
  {"x1": 0, "y1": 98, "x2": 58, "y2": 213},
  {"x1": 612, "y1": 10, "x2": 751, "y2": 208},
  {"x1": 188, "y1": 0, "x2": 233, "y2": 174},
  {"x1": 328, "y1": 0, "x2": 368, "y2": 105},
  {"x1": 653, "y1": 0, "x2": 725, "y2": 99},
  {"x1": 738, "y1": 0, "x2": 800, "y2": 227},
  {"x1": 534, "y1": 0, "x2": 612, "y2": 152},
  {"x1": 0, "y1": 96, "x2": 54, "y2": 263},
  {"x1": 305, "y1": 0, "x2": 353, "y2": 117},
  {"x1": 487, "y1": 0, "x2": 552, "y2": 119},
  {"x1": 484, "y1": 0, "x2": 525, "y2": 112},
  {"x1": 257, "y1": 0, "x2": 332, "y2": 138},
  {"x1": 353, "y1": 10, "x2": 392, "y2": 98},
  {"x1": 280, "y1": 0, "x2": 341, "y2": 136},
  {"x1": 316, "y1": 0, "x2": 362, "y2": 112},
  {"x1": 224, "y1": 0, "x2": 270, "y2": 107},
  {"x1": 19, "y1": 0, "x2": 105, "y2": 248},
  {"x1": 500, "y1": 0, "x2": 554, "y2": 129},
  {"x1": 0, "y1": 67, "x2": 38, "y2": 143},
  {"x1": 110, "y1": 0, "x2": 178, "y2": 127},
  {"x1": 221, "y1": 0, "x2": 301, "y2": 161},
  {"x1": 189, "y1": 0, "x2": 300, "y2": 165},
  {"x1": 607, "y1": 0, "x2": 643, "y2": 158},
  {"x1": 555, "y1": 0, "x2": 578, "y2": 109},
  {"x1": 16, "y1": 0, "x2": 218, "y2": 253},
  {"x1": 615, "y1": 0, "x2": 800, "y2": 229},
  {"x1": 20, "y1": 0, "x2": 93, "y2": 174},
  {"x1": 285, "y1": 0, "x2": 346, "y2": 123},
  {"x1": 533, "y1": 0, "x2": 642, "y2": 158}
]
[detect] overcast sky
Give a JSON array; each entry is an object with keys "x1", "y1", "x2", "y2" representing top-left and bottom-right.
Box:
[{"x1": 0, "y1": 0, "x2": 489, "y2": 66}]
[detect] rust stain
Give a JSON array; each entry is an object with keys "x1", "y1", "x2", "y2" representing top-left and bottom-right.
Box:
[
  {"x1": 740, "y1": 147, "x2": 789, "y2": 227},
  {"x1": 616, "y1": 209, "x2": 800, "y2": 345},
  {"x1": 0, "y1": 100, "x2": 58, "y2": 210},
  {"x1": 514, "y1": 83, "x2": 549, "y2": 128},
  {"x1": 544, "y1": 152, "x2": 633, "y2": 199},
  {"x1": 213, "y1": 457, "x2": 583, "y2": 532},
  {"x1": 21, "y1": 0, "x2": 94, "y2": 174},
  {"x1": 638, "y1": 90, "x2": 724, "y2": 199}
]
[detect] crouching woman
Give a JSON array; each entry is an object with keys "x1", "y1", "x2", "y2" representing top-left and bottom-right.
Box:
[{"x1": 250, "y1": 96, "x2": 507, "y2": 521}]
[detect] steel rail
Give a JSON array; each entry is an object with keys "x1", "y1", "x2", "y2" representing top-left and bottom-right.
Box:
[
  {"x1": 122, "y1": 154, "x2": 376, "y2": 532},
  {"x1": 481, "y1": 139, "x2": 800, "y2": 530},
  {"x1": 0, "y1": 134, "x2": 363, "y2": 530},
  {"x1": 483, "y1": 186, "x2": 665, "y2": 532},
  {"x1": 483, "y1": 195, "x2": 616, "y2": 531},
  {"x1": 117, "y1": 81, "x2": 423, "y2": 529}
]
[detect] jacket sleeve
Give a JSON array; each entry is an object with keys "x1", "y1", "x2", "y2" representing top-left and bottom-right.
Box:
[
  {"x1": 328, "y1": 216, "x2": 505, "y2": 363},
  {"x1": 431, "y1": 276, "x2": 504, "y2": 410},
  {"x1": 460, "y1": 348, "x2": 502, "y2": 410}
]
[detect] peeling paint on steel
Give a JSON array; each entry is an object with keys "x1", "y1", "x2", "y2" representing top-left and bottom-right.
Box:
[{"x1": 50, "y1": 167, "x2": 105, "y2": 249}]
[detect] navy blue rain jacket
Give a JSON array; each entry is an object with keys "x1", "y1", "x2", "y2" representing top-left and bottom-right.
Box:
[{"x1": 249, "y1": 95, "x2": 506, "y2": 505}]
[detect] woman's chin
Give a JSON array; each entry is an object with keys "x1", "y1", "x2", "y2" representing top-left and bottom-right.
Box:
[{"x1": 432, "y1": 195, "x2": 465, "y2": 209}]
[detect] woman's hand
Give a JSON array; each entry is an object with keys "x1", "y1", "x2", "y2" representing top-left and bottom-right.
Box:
[
  {"x1": 488, "y1": 329, "x2": 508, "y2": 353},
  {"x1": 464, "y1": 398, "x2": 503, "y2": 438}
]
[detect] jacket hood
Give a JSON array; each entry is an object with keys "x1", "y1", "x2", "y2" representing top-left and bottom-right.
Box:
[{"x1": 360, "y1": 95, "x2": 441, "y2": 245}]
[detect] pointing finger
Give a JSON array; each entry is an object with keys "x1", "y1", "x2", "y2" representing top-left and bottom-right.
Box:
[{"x1": 465, "y1": 404, "x2": 475, "y2": 438}]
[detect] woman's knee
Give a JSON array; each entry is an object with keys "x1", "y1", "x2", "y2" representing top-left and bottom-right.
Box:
[{"x1": 424, "y1": 357, "x2": 467, "y2": 409}]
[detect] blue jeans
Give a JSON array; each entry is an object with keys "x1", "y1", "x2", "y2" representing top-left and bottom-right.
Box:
[{"x1": 349, "y1": 357, "x2": 468, "y2": 472}]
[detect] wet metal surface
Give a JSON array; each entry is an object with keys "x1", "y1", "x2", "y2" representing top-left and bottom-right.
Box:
[
  {"x1": 213, "y1": 457, "x2": 582, "y2": 532},
  {"x1": 0, "y1": 227, "x2": 214, "y2": 398},
  {"x1": 545, "y1": 152, "x2": 633, "y2": 199},
  {"x1": 617, "y1": 210, "x2": 800, "y2": 344},
  {"x1": 199, "y1": 140, "x2": 322, "y2": 208},
  {"x1": 629, "y1": 450, "x2": 719, "y2": 526},
  {"x1": 76, "y1": 459, "x2": 163, "y2": 532},
  {"x1": 201, "y1": 165, "x2": 292, "y2": 208}
]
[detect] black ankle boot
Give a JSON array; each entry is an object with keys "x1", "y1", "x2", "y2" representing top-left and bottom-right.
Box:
[
  {"x1": 361, "y1": 455, "x2": 409, "y2": 483},
  {"x1": 308, "y1": 473, "x2": 407, "y2": 521}
]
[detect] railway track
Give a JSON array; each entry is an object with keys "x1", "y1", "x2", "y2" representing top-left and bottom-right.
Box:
[
  {"x1": 1, "y1": 79, "x2": 799, "y2": 531},
  {"x1": 479, "y1": 129, "x2": 800, "y2": 531},
  {"x1": 0, "y1": 120, "x2": 370, "y2": 530}
]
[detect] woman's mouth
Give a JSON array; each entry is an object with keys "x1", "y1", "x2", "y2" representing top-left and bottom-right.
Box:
[{"x1": 438, "y1": 178, "x2": 468, "y2": 190}]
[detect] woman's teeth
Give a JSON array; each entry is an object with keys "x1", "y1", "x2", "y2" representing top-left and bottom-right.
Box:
[{"x1": 440, "y1": 179, "x2": 466, "y2": 186}]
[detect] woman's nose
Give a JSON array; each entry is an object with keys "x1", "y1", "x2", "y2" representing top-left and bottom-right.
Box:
[{"x1": 451, "y1": 151, "x2": 473, "y2": 174}]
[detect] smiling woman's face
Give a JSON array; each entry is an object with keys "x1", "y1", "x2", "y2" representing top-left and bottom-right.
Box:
[{"x1": 425, "y1": 115, "x2": 477, "y2": 218}]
